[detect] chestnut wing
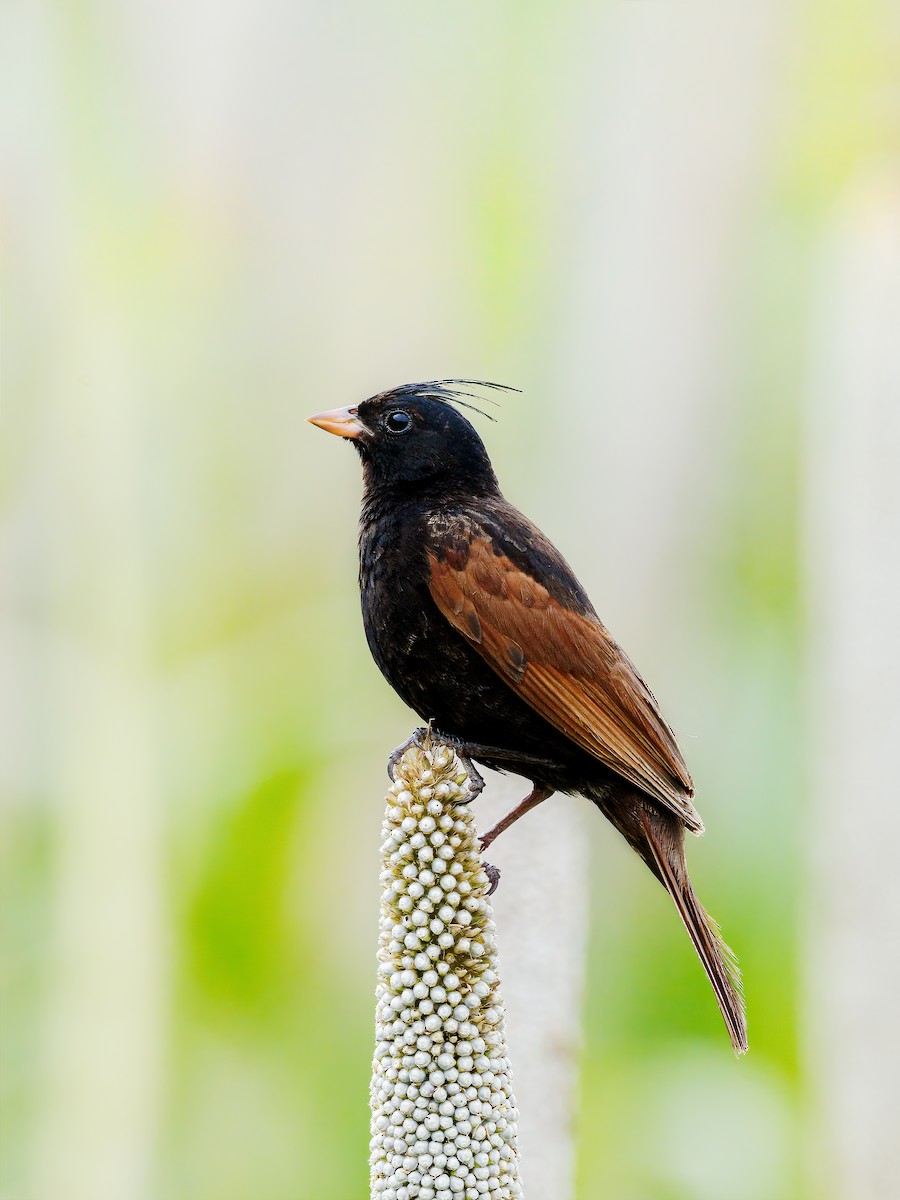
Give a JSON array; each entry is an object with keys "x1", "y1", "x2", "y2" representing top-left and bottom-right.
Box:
[{"x1": 427, "y1": 530, "x2": 703, "y2": 833}]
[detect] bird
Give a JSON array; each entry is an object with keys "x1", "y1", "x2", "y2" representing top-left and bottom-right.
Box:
[{"x1": 308, "y1": 379, "x2": 747, "y2": 1054}]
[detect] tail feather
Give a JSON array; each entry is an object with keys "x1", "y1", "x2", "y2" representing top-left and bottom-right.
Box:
[{"x1": 638, "y1": 807, "x2": 748, "y2": 1055}]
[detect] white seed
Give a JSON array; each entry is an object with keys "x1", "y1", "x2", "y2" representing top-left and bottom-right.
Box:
[{"x1": 371, "y1": 744, "x2": 521, "y2": 1197}]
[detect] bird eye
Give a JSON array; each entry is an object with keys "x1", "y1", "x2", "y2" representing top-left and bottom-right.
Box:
[{"x1": 385, "y1": 410, "x2": 413, "y2": 434}]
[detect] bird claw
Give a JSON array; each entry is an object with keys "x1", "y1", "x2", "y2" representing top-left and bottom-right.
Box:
[
  {"x1": 387, "y1": 727, "x2": 489, "y2": 810},
  {"x1": 454, "y1": 751, "x2": 485, "y2": 804},
  {"x1": 387, "y1": 727, "x2": 430, "y2": 782},
  {"x1": 418, "y1": 731, "x2": 486, "y2": 803},
  {"x1": 483, "y1": 861, "x2": 501, "y2": 895}
]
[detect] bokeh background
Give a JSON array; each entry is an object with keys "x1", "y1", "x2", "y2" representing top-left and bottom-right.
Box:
[{"x1": 2, "y1": 2, "x2": 899, "y2": 1199}]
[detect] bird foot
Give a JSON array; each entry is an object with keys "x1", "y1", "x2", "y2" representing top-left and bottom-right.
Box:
[
  {"x1": 387, "y1": 727, "x2": 492, "y2": 804},
  {"x1": 387, "y1": 727, "x2": 431, "y2": 782},
  {"x1": 391, "y1": 728, "x2": 487, "y2": 803},
  {"x1": 453, "y1": 750, "x2": 485, "y2": 804},
  {"x1": 483, "y1": 861, "x2": 501, "y2": 895}
]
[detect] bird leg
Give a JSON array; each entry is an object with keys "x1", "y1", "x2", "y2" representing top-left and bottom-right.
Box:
[
  {"x1": 424, "y1": 735, "x2": 557, "y2": 804},
  {"x1": 439, "y1": 738, "x2": 557, "y2": 775},
  {"x1": 479, "y1": 785, "x2": 554, "y2": 852}
]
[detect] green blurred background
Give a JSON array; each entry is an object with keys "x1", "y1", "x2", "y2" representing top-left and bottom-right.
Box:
[{"x1": 2, "y1": 2, "x2": 898, "y2": 1198}]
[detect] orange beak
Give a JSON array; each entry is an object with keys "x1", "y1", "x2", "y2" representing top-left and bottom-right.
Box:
[{"x1": 307, "y1": 405, "x2": 366, "y2": 439}]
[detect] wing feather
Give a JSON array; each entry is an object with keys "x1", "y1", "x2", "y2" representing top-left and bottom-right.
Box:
[{"x1": 427, "y1": 532, "x2": 703, "y2": 833}]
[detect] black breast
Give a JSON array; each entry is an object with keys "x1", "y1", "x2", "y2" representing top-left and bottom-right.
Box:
[
  {"x1": 358, "y1": 495, "x2": 463, "y2": 722},
  {"x1": 357, "y1": 495, "x2": 592, "y2": 780}
]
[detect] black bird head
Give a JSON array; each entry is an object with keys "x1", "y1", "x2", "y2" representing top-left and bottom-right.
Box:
[{"x1": 308, "y1": 380, "x2": 515, "y2": 495}]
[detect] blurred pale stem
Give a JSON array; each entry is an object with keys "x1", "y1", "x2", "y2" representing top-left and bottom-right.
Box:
[
  {"x1": 804, "y1": 171, "x2": 900, "y2": 1200},
  {"x1": 477, "y1": 773, "x2": 587, "y2": 1200}
]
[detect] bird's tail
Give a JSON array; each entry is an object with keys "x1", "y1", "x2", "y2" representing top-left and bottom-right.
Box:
[{"x1": 626, "y1": 803, "x2": 748, "y2": 1055}]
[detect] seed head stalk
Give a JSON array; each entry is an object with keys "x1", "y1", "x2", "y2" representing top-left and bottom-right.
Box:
[{"x1": 370, "y1": 740, "x2": 524, "y2": 1199}]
